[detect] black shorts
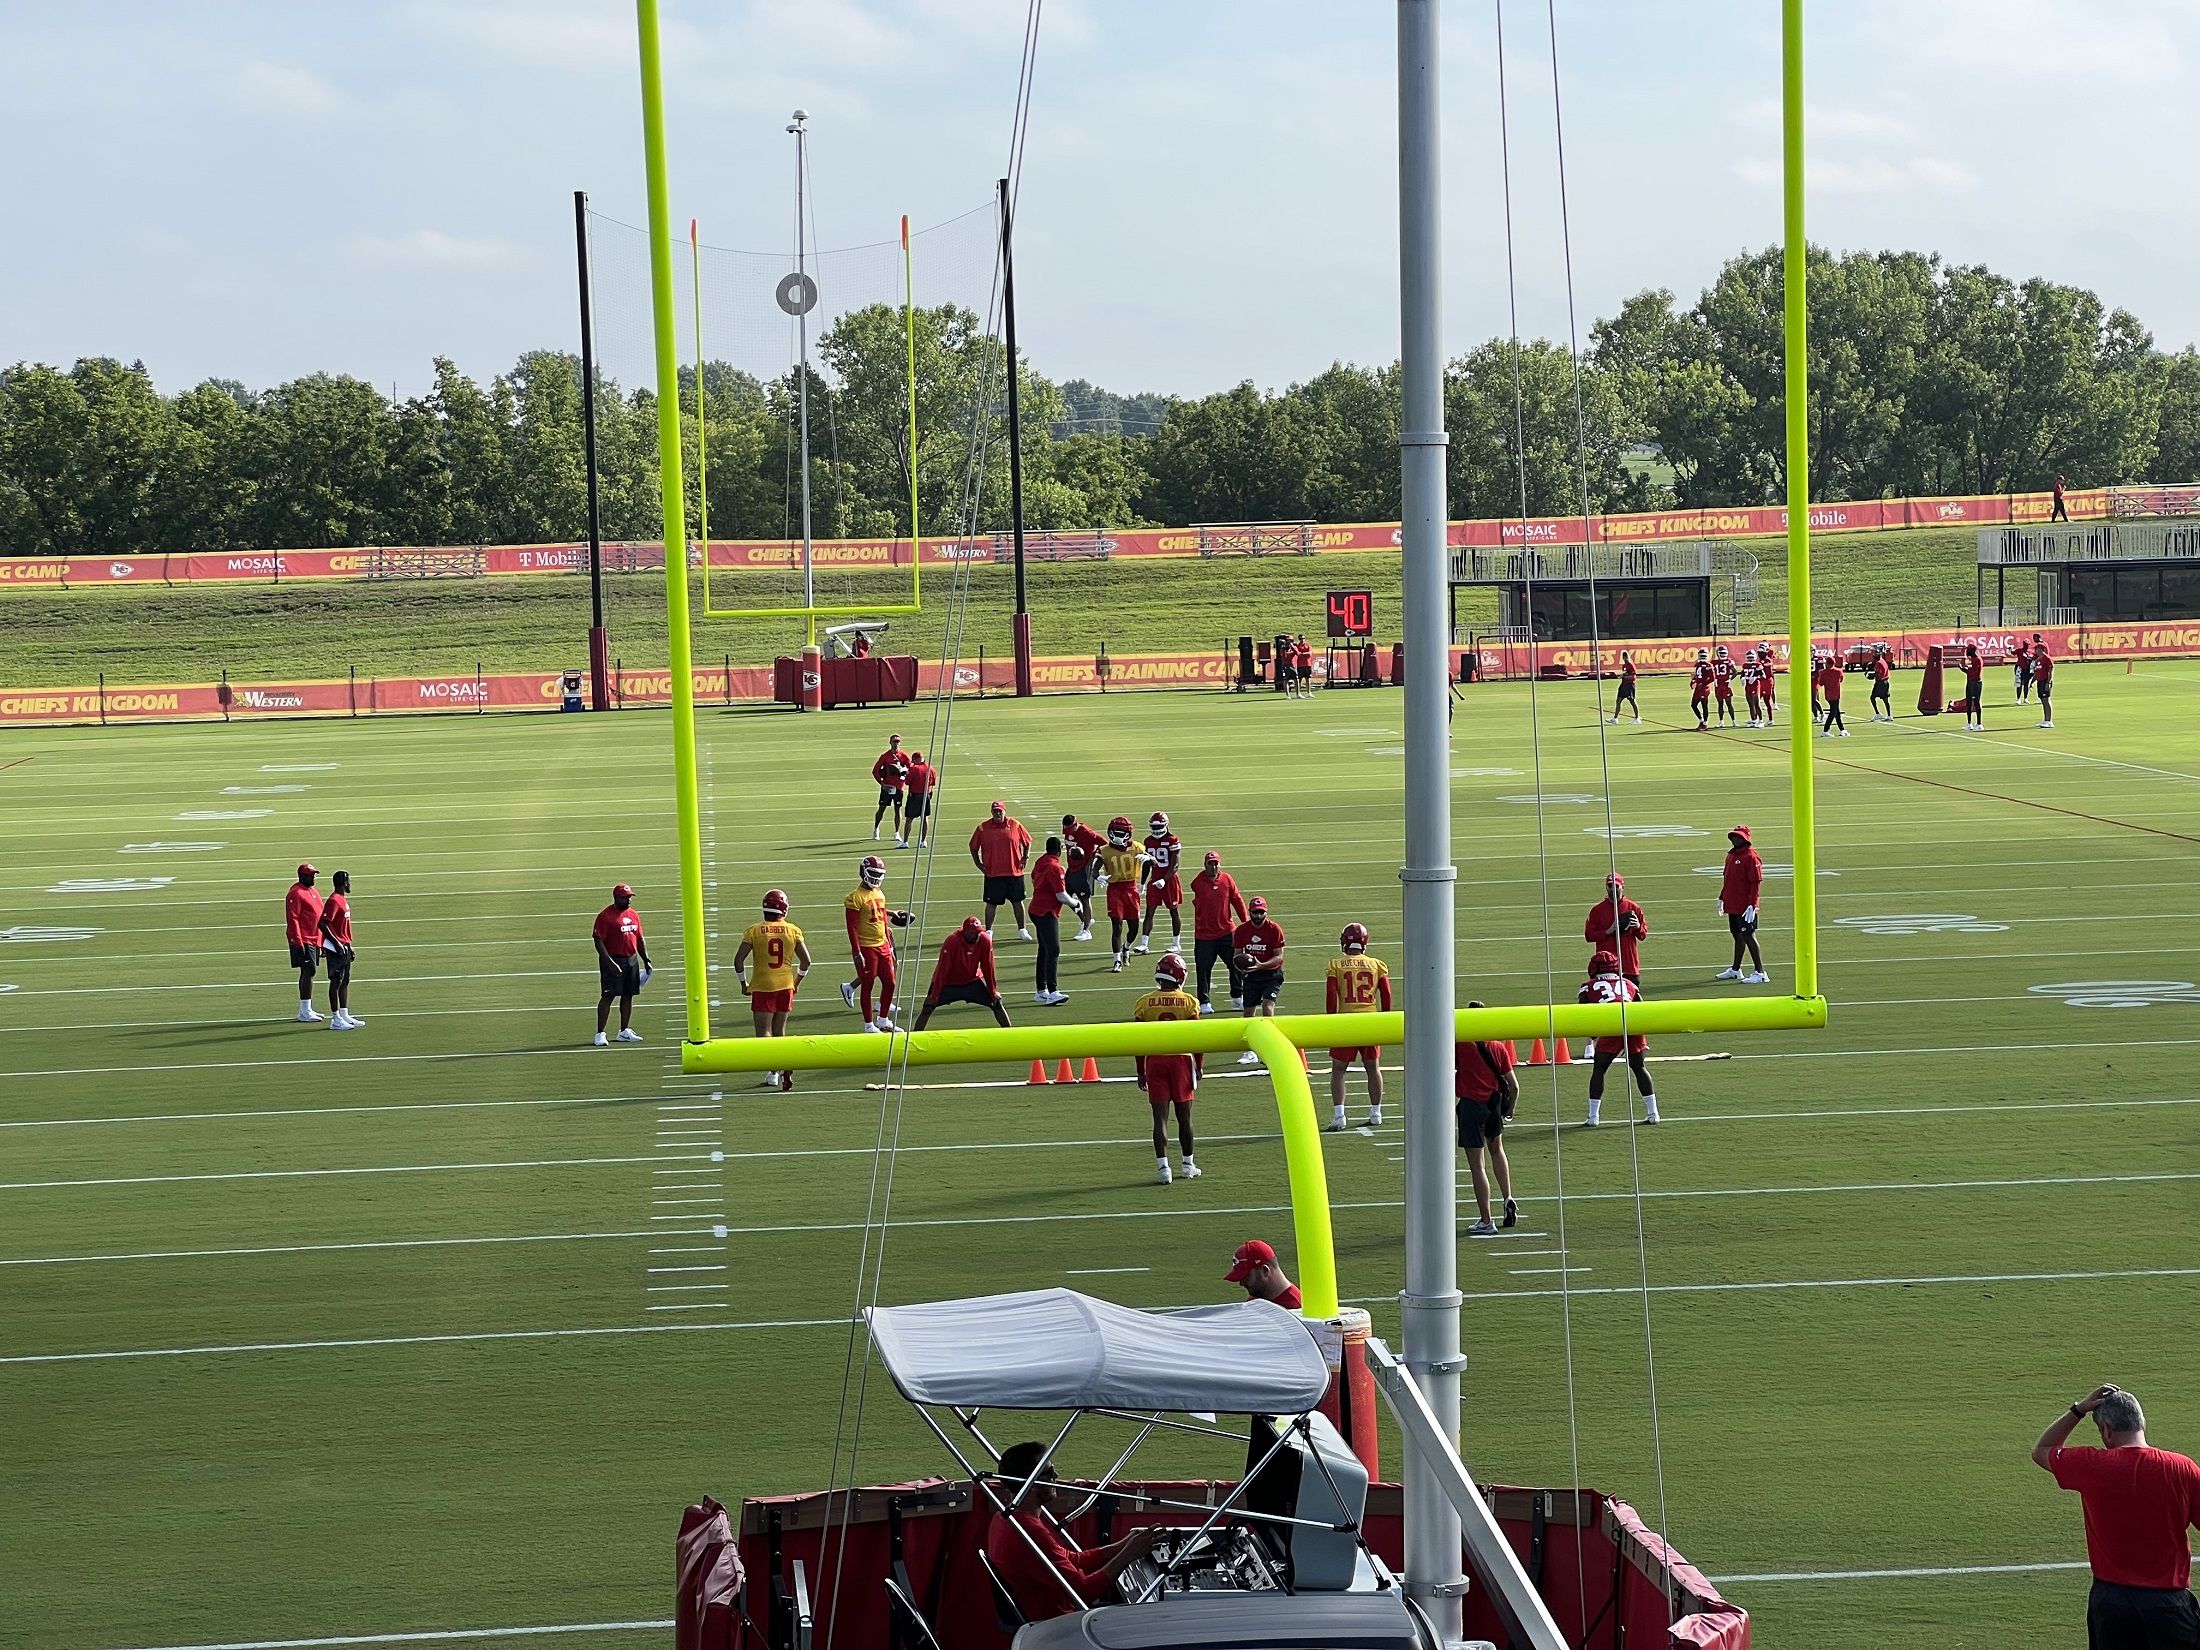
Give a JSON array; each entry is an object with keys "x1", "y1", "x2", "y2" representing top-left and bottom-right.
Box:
[
  {"x1": 289, "y1": 943, "x2": 319, "y2": 973},
  {"x1": 1241, "y1": 969, "x2": 1284, "y2": 1007},
  {"x1": 2038, "y1": 681, "x2": 2053, "y2": 703},
  {"x1": 905, "y1": 792, "x2": 930, "y2": 819},
  {"x1": 1065, "y1": 867, "x2": 1092, "y2": 898},
  {"x1": 323, "y1": 947, "x2": 353, "y2": 987},
  {"x1": 2088, "y1": 1580, "x2": 2200, "y2": 1650},
  {"x1": 983, "y1": 874, "x2": 1027, "y2": 905},
  {"x1": 1728, "y1": 911, "x2": 1757, "y2": 937},
  {"x1": 1616, "y1": 681, "x2": 1637, "y2": 701},
  {"x1": 599, "y1": 955, "x2": 643, "y2": 997},
  {"x1": 1456, "y1": 1096, "x2": 1505, "y2": 1146},
  {"x1": 929, "y1": 979, "x2": 997, "y2": 1010},
  {"x1": 877, "y1": 785, "x2": 905, "y2": 810}
]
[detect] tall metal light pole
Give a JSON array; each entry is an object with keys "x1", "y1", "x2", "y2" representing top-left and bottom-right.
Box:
[
  {"x1": 575, "y1": 190, "x2": 609, "y2": 711},
  {"x1": 1395, "y1": 2, "x2": 1464, "y2": 1643},
  {"x1": 788, "y1": 110, "x2": 817, "y2": 628},
  {"x1": 999, "y1": 175, "x2": 1033, "y2": 697}
]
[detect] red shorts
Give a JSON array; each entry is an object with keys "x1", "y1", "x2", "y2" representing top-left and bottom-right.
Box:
[
  {"x1": 1144, "y1": 1055, "x2": 1197, "y2": 1107},
  {"x1": 1593, "y1": 1034, "x2": 1648, "y2": 1058},
  {"x1": 1145, "y1": 877, "x2": 1182, "y2": 911},
  {"x1": 1328, "y1": 1045, "x2": 1380, "y2": 1064},
  {"x1": 1106, "y1": 881, "x2": 1142, "y2": 921},
  {"x1": 856, "y1": 946, "x2": 896, "y2": 990},
  {"x1": 751, "y1": 987, "x2": 795, "y2": 1014},
  {"x1": 1714, "y1": 687, "x2": 1733, "y2": 700}
]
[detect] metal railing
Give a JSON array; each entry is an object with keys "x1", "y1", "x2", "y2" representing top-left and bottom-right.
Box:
[
  {"x1": 2108, "y1": 484, "x2": 2200, "y2": 518},
  {"x1": 1194, "y1": 521, "x2": 1318, "y2": 557},
  {"x1": 1449, "y1": 539, "x2": 1715, "y2": 584},
  {"x1": 1979, "y1": 521, "x2": 2200, "y2": 564},
  {"x1": 988, "y1": 530, "x2": 1116, "y2": 562},
  {"x1": 364, "y1": 544, "x2": 488, "y2": 580}
]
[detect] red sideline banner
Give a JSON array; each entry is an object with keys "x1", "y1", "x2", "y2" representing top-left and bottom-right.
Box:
[
  {"x1": 8, "y1": 624, "x2": 2193, "y2": 726},
  {"x1": 0, "y1": 487, "x2": 2110, "y2": 588}
]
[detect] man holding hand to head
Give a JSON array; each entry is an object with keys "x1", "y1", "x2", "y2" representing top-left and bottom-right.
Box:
[{"x1": 2034, "y1": 1384, "x2": 2200, "y2": 1647}]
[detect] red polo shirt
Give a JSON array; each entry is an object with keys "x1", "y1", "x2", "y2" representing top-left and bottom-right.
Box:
[
  {"x1": 970, "y1": 817, "x2": 1031, "y2": 877},
  {"x1": 594, "y1": 905, "x2": 644, "y2": 958},
  {"x1": 2049, "y1": 1445, "x2": 2200, "y2": 1589},
  {"x1": 985, "y1": 1510, "x2": 1109, "y2": 1620}
]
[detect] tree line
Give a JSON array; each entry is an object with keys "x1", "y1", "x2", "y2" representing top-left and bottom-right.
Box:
[{"x1": 7, "y1": 243, "x2": 2200, "y2": 558}]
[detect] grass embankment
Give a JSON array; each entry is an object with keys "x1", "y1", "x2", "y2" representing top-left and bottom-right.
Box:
[{"x1": 0, "y1": 525, "x2": 1981, "y2": 685}]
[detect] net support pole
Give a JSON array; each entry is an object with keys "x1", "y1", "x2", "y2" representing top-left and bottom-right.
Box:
[
  {"x1": 1782, "y1": 0, "x2": 1819, "y2": 999},
  {"x1": 634, "y1": 0, "x2": 710, "y2": 1047},
  {"x1": 902, "y1": 216, "x2": 924, "y2": 605},
  {"x1": 576, "y1": 191, "x2": 610, "y2": 711},
  {"x1": 1394, "y1": 3, "x2": 1464, "y2": 1644},
  {"x1": 999, "y1": 177, "x2": 1034, "y2": 698}
]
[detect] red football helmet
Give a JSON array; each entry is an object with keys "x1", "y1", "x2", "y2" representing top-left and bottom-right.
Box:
[
  {"x1": 1149, "y1": 811, "x2": 1169, "y2": 833},
  {"x1": 1107, "y1": 815, "x2": 1134, "y2": 845},
  {"x1": 1339, "y1": 922, "x2": 1368, "y2": 952},
  {"x1": 762, "y1": 889, "x2": 790, "y2": 916},
  {"x1": 1589, "y1": 948, "x2": 1621, "y2": 977},
  {"x1": 1155, "y1": 954, "x2": 1187, "y2": 988},
  {"x1": 859, "y1": 855, "x2": 886, "y2": 889}
]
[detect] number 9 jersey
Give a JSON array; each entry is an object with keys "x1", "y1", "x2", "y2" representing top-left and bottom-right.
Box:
[{"x1": 742, "y1": 918, "x2": 806, "y2": 992}]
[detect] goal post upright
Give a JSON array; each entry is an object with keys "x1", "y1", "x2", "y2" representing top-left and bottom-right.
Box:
[
  {"x1": 635, "y1": 0, "x2": 711, "y2": 1048},
  {"x1": 1783, "y1": 0, "x2": 1821, "y2": 999}
]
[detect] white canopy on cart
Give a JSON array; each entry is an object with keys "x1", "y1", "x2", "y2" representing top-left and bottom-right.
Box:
[{"x1": 867, "y1": 1288, "x2": 1329, "y2": 1413}]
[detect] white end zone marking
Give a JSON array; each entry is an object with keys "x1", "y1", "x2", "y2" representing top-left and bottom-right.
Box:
[
  {"x1": 1708, "y1": 1561, "x2": 2088, "y2": 1584},
  {"x1": 223, "y1": 785, "x2": 309, "y2": 794},
  {"x1": 1590, "y1": 824, "x2": 1707, "y2": 838},
  {"x1": 1692, "y1": 863, "x2": 1837, "y2": 878},
  {"x1": 1498, "y1": 794, "x2": 1595, "y2": 805},
  {"x1": 120, "y1": 841, "x2": 225, "y2": 854},
  {"x1": 49, "y1": 877, "x2": 174, "y2": 893},
  {"x1": 108, "y1": 1621, "x2": 671, "y2": 1650},
  {"x1": 260, "y1": 763, "x2": 340, "y2": 771},
  {"x1": 2030, "y1": 979, "x2": 2200, "y2": 1008},
  {"x1": 0, "y1": 926, "x2": 101, "y2": 943},
  {"x1": 177, "y1": 810, "x2": 271, "y2": 820},
  {"x1": 1834, "y1": 914, "x2": 2007, "y2": 935}
]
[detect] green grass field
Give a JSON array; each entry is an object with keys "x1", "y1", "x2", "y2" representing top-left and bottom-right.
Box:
[
  {"x1": 4, "y1": 659, "x2": 2196, "y2": 1650},
  {"x1": 0, "y1": 524, "x2": 1981, "y2": 687}
]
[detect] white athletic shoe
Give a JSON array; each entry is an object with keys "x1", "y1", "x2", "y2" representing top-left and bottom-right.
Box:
[
  {"x1": 1156, "y1": 1157, "x2": 1173, "y2": 1186},
  {"x1": 328, "y1": 1015, "x2": 352, "y2": 1031},
  {"x1": 1633, "y1": 716, "x2": 1643, "y2": 724},
  {"x1": 593, "y1": 1031, "x2": 609, "y2": 1046},
  {"x1": 2040, "y1": 720, "x2": 2055, "y2": 729},
  {"x1": 896, "y1": 835, "x2": 906, "y2": 848},
  {"x1": 872, "y1": 828, "x2": 881, "y2": 841},
  {"x1": 1182, "y1": 1158, "x2": 1201, "y2": 1180},
  {"x1": 296, "y1": 1004, "x2": 323, "y2": 1023},
  {"x1": 1033, "y1": 991, "x2": 1051, "y2": 1005},
  {"x1": 1839, "y1": 729, "x2": 1852, "y2": 738},
  {"x1": 763, "y1": 1072, "x2": 782, "y2": 1089},
  {"x1": 1607, "y1": 716, "x2": 1620, "y2": 724},
  {"x1": 1465, "y1": 1217, "x2": 1498, "y2": 1237},
  {"x1": 1228, "y1": 996, "x2": 1243, "y2": 1009},
  {"x1": 840, "y1": 980, "x2": 858, "y2": 1010},
  {"x1": 1237, "y1": 1050, "x2": 1261, "y2": 1065},
  {"x1": 616, "y1": 1028, "x2": 643, "y2": 1043},
  {"x1": 1133, "y1": 938, "x2": 1149, "y2": 955},
  {"x1": 1199, "y1": 1001, "x2": 1214, "y2": 1017},
  {"x1": 863, "y1": 1021, "x2": 884, "y2": 1033},
  {"x1": 336, "y1": 1010, "x2": 364, "y2": 1028},
  {"x1": 1328, "y1": 1107, "x2": 1348, "y2": 1132},
  {"x1": 873, "y1": 1016, "x2": 898, "y2": 1032},
  {"x1": 1715, "y1": 967, "x2": 1742, "y2": 981},
  {"x1": 1365, "y1": 1107, "x2": 1383, "y2": 1128},
  {"x1": 1018, "y1": 927, "x2": 1033, "y2": 942},
  {"x1": 1746, "y1": 970, "x2": 1771, "y2": 984},
  {"x1": 1111, "y1": 953, "x2": 1126, "y2": 973},
  {"x1": 1167, "y1": 937, "x2": 1182, "y2": 955},
  {"x1": 1584, "y1": 1107, "x2": 1601, "y2": 1128},
  {"x1": 1073, "y1": 926, "x2": 1093, "y2": 942},
  {"x1": 1640, "y1": 1099, "x2": 1662, "y2": 1124}
]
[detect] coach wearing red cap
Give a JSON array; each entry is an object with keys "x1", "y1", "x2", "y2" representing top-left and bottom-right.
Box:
[
  {"x1": 285, "y1": 862, "x2": 325, "y2": 1023},
  {"x1": 1584, "y1": 871, "x2": 1648, "y2": 986},
  {"x1": 592, "y1": 883, "x2": 653, "y2": 1046},
  {"x1": 970, "y1": 801, "x2": 1034, "y2": 940},
  {"x1": 1226, "y1": 1240, "x2": 1301, "y2": 1311}
]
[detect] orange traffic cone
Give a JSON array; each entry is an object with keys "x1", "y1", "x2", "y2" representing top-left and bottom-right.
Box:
[
  {"x1": 1080, "y1": 1056, "x2": 1101, "y2": 1083},
  {"x1": 1028, "y1": 1059, "x2": 1049, "y2": 1085},
  {"x1": 1057, "y1": 1057, "x2": 1077, "y2": 1084},
  {"x1": 1554, "y1": 1036, "x2": 1573, "y2": 1064},
  {"x1": 1526, "y1": 1038, "x2": 1549, "y2": 1066},
  {"x1": 1507, "y1": 1040, "x2": 1521, "y2": 1061}
]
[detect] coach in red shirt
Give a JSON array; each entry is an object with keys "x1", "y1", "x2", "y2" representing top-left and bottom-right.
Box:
[
  {"x1": 284, "y1": 863, "x2": 325, "y2": 1023},
  {"x1": 1189, "y1": 851, "x2": 1249, "y2": 1014},
  {"x1": 1716, "y1": 825, "x2": 1766, "y2": 984},
  {"x1": 912, "y1": 917, "x2": 1012, "y2": 1030},
  {"x1": 985, "y1": 1441, "x2": 1155, "y2": 1621},
  {"x1": 970, "y1": 801, "x2": 1034, "y2": 940},
  {"x1": 1583, "y1": 872, "x2": 1648, "y2": 984},
  {"x1": 2035, "y1": 1384, "x2": 2200, "y2": 1646},
  {"x1": 592, "y1": 883, "x2": 652, "y2": 1045},
  {"x1": 1225, "y1": 1240, "x2": 1302, "y2": 1311},
  {"x1": 1454, "y1": 1005, "x2": 1519, "y2": 1235}
]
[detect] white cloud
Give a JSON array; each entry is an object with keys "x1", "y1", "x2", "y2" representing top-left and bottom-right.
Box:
[
  {"x1": 350, "y1": 230, "x2": 533, "y2": 272},
  {"x1": 225, "y1": 58, "x2": 356, "y2": 122}
]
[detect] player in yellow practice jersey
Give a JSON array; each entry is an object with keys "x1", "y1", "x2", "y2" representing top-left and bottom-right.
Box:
[
  {"x1": 838, "y1": 855, "x2": 912, "y2": 1032},
  {"x1": 1133, "y1": 953, "x2": 1205, "y2": 1186},
  {"x1": 1097, "y1": 815, "x2": 1150, "y2": 974},
  {"x1": 733, "y1": 888, "x2": 812, "y2": 1091},
  {"x1": 1324, "y1": 923, "x2": 1392, "y2": 1131}
]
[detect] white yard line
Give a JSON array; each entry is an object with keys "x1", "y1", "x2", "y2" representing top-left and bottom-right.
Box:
[
  {"x1": 1444, "y1": 1264, "x2": 2200, "y2": 1304},
  {"x1": 0, "y1": 1317, "x2": 842, "y2": 1364},
  {"x1": 1707, "y1": 1561, "x2": 2088, "y2": 1583},
  {"x1": 0, "y1": 1154, "x2": 710, "y2": 1193},
  {"x1": 109, "y1": 1618, "x2": 674, "y2": 1649}
]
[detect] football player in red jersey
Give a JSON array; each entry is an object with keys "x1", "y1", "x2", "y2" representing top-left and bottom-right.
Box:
[
  {"x1": 1608, "y1": 651, "x2": 1639, "y2": 724},
  {"x1": 1230, "y1": 896, "x2": 1287, "y2": 1063},
  {"x1": 1060, "y1": 813, "x2": 1106, "y2": 940},
  {"x1": 870, "y1": 734, "x2": 910, "y2": 845},
  {"x1": 2033, "y1": 639, "x2": 2056, "y2": 728},
  {"x1": 1760, "y1": 648, "x2": 1777, "y2": 723},
  {"x1": 839, "y1": 855, "x2": 912, "y2": 1031},
  {"x1": 1133, "y1": 953, "x2": 1204, "y2": 1185},
  {"x1": 913, "y1": 917, "x2": 1013, "y2": 1029},
  {"x1": 1868, "y1": 645, "x2": 1894, "y2": 721},
  {"x1": 1580, "y1": 950, "x2": 1659, "y2": 1126},
  {"x1": 1689, "y1": 649, "x2": 1713, "y2": 730},
  {"x1": 1324, "y1": 923, "x2": 1392, "y2": 1131},
  {"x1": 1712, "y1": 644, "x2": 1738, "y2": 726},
  {"x1": 1741, "y1": 648, "x2": 1764, "y2": 727},
  {"x1": 1135, "y1": 811, "x2": 1184, "y2": 956}
]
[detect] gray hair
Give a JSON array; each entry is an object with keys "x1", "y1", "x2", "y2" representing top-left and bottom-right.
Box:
[{"x1": 2098, "y1": 1390, "x2": 2146, "y2": 1435}]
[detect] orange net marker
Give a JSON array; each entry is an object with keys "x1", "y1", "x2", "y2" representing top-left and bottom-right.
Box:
[
  {"x1": 1028, "y1": 1059, "x2": 1049, "y2": 1085},
  {"x1": 1554, "y1": 1036, "x2": 1573, "y2": 1064},
  {"x1": 1526, "y1": 1038, "x2": 1549, "y2": 1066},
  {"x1": 1080, "y1": 1056, "x2": 1101, "y2": 1082},
  {"x1": 1057, "y1": 1057, "x2": 1077, "y2": 1084}
]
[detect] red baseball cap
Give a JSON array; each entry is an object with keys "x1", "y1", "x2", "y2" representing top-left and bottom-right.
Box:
[
  {"x1": 297, "y1": 862, "x2": 316, "y2": 877},
  {"x1": 1605, "y1": 872, "x2": 1624, "y2": 889},
  {"x1": 613, "y1": 882, "x2": 634, "y2": 898},
  {"x1": 990, "y1": 799, "x2": 1007, "y2": 812},
  {"x1": 1225, "y1": 1239, "x2": 1276, "y2": 1284}
]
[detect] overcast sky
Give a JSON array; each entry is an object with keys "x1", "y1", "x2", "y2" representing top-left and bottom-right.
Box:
[{"x1": 3, "y1": 1, "x2": 2194, "y2": 402}]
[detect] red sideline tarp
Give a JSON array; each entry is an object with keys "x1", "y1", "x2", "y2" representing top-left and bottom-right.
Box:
[
  {"x1": 5, "y1": 624, "x2": 2194, "y2": 727},
  {"x1": 0, "y1": 485, "x2": 2110, "y2": 588},
  {"x1": 729, "y1": 1479, "x2": 1745, "y2": 1650}
]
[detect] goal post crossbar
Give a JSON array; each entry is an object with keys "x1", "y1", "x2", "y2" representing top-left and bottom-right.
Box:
[{"x1": 680, "y1": 994, "x2": 1827, "y2": 1320}]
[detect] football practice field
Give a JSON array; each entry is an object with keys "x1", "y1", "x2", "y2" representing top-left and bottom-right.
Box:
[{"x1": 4, "y1": 661, "x2": 2196, "y2": 1650}]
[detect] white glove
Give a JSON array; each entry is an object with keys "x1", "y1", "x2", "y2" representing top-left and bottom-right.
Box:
[
  {"x1": 1743, "y1": 905, "x2": 1756, "y2": 924},
  {"x1": 1714, "y1": 899, "x2": 1725, "y2": 915}
]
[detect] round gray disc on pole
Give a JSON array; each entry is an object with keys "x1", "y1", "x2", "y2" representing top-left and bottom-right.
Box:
[{"x1": 775, "y1": 272, "x2": 818, "y2": 316}]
